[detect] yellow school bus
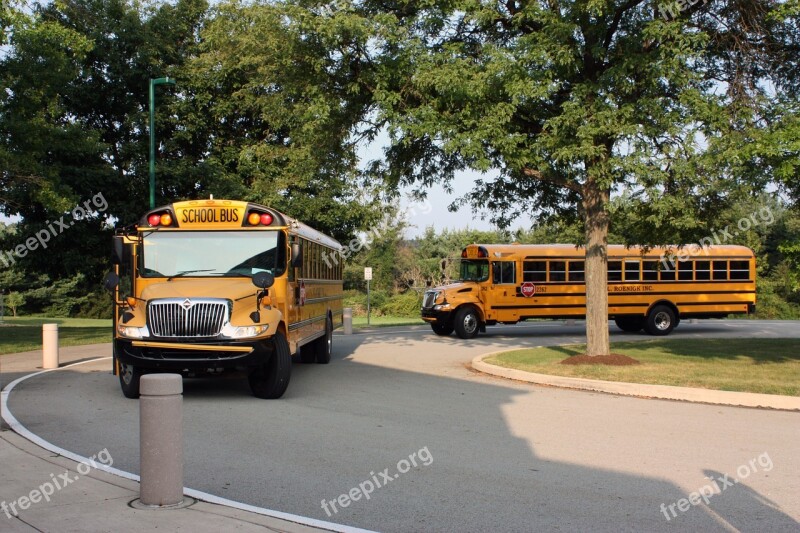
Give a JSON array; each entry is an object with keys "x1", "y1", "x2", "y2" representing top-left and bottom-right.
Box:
[
  {"x1": 103, "y1": 198, "x2": 343, "y2": 399},
  {"x1": 421, "y1": 244, "x2": 756, "y2": 339}
]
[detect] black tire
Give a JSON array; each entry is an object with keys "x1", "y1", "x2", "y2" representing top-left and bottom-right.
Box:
[
  {"x1": 314, "y1": 316, "x2": 333, "y2": 364},
  {"x1": 453, "y1": 307, "x2": 480, "y2": 339},
  {"x1": 249, "y1": 332, "x2": 292, "y2": 399},
  {"x1": 431, "y1": 323, "x2": 454, "y2": 336},
  {"x1": 119, "y1": 362, "x2": 143, "y2": 399},
  {"x1": 645, "y1": 305, "x2": 676, "y2": 336},
  {"x1": 614, "y1": 316, "x2": 644, "y2": 333}
]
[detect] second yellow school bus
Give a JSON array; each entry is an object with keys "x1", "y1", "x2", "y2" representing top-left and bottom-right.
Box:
[
  {"x1": 421, "y1": 244, "x2": 756, "y2": 339},
  {"x1": 104, "y1": 198, "x2": 343, "y2": 399}
]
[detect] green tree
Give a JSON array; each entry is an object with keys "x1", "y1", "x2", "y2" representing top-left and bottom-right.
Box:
[
  {"x1": 354, "y1": 0, "x2": 797, "y2": 355},
  {"x1": 180, "y1": 0, "x2": 386, "y2": 243},
  {"x1": 5, "y1": 291, "x2": 24, "y2": 317}
]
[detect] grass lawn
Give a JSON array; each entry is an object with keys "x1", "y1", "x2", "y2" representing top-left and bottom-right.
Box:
[
  {"x1": 0, "y1": 317, "x2": 112, "y2": 355},
  {"x1": 484, "y1": 338, "x2": 800, "y2": 396},
  {"x1": 0, "y1": 315, "x2": 423, "y2": 355},
  {"x1": 352, "y1": 316, "x2": 425, "y2": 328}
]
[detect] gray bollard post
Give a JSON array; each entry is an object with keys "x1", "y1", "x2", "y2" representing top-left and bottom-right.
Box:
[
  {"x1": 139, "y1": 374, "x2": 184, "y2": 507},
  {"x1": 42, "y1": 323, "x2": 59, "y2": 369},
  {"x1": 343, "y1": 307, "x2": 353, "y2": 335}
]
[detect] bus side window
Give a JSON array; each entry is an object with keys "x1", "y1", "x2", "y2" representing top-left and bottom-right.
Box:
[
  {"x1": 643, "y1": 261, "x2": 659, "y2": 281},
  {"x1": 550, "y1": 261, "x2": 566, "y2": 282},
  {"x1": 608, "y1": 261, "x2": 622, "y2": 281},
  {"x1": 523, "y1": 261, "x2": 546, "y2": 282},
  {"x1": 695, "y1": 260, "x2": 711, "y2": 280},
  {"x1": 730, "y1": 260, "x2": 750, "y2": 280},
  {"x1": 624, "y1": 260, "x2": 640, "y2": 281},
  {"x1": 678, "y1": 260, "x2": 693, "y2": 281},
  {"x1": 492, "y1": 261, "x2": 516, "y2": 284},
  {"x1": 713, "y1": 260, "x2": 727, "y2": 280},
  {"x1": 568, "y1": 261, "x2": 584, "y2": 282}
]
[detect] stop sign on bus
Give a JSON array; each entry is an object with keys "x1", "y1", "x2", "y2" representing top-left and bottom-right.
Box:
[{"x1": 521, "y1": 282, "x2": 536, "y2": 297}]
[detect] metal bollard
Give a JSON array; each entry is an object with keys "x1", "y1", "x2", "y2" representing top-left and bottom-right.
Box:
[
  {"x1": 42, "y1": 324, "x2": 59, "y2": 369},
  {"x1": 139, "y1": 374, "x2": 184, "y2": 507},
  {"x1": 343, "y1": 307, "x2": 353, "y2": 335}
]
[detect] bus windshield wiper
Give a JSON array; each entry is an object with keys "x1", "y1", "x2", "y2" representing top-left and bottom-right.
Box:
[{"x1": 167, "y1": 269, "x2": 216, "y2": 281}]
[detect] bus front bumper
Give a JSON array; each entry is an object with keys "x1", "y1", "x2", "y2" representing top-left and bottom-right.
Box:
[
  {"x1": 421, "y1": 307, "x2": 452, "y2": 324},
  {"x1": 114, "y1": 338, "x2": 272, "y2": 370}
]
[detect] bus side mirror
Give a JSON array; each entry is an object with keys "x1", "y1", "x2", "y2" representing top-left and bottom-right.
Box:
[
  {"x1": 103, "y1": 271, "x2": 120, "y2": 292},
  {"x1": 291, "y1": 243, "x2": 302, "y2": 268},
  {"x1": 111, "y1": 235, "x2": 125, "y2": 265},
  {"x1": 252, "y1": 271, "x2": 275, "y2": 289}
]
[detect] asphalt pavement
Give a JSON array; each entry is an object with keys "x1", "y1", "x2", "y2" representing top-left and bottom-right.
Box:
[{"x1": 2, "y1": 320, "x2": 799, "y2": 532}]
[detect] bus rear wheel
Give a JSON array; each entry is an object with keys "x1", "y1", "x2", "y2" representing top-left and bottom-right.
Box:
[
  {"x1": 431, "y1": 323, "x2": 454, "y2": 336},
  {"x1": 614, "y1": 316, "x2": 644, "y2": 333},
  {"x1": 454, "y1": 307, "x2": 480, "y2": 339},
  {"x1": 119, "y1": 362, "x2": 143, "y2": 399},
  {"x1": 249, "y1": 332, "x2": 291, "y2": 399},
  {"x1": 645, "y1": 305, "x2": 676, "y2": 336}
]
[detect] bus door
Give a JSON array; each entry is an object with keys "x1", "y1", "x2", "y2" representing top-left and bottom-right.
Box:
[{"x1": 490, "y1": 260, "x2": 519, "y2": 322}]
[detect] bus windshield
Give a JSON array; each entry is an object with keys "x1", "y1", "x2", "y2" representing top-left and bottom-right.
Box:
[
  {"x1": 140, "y1": 230, "x2": 285, "y2": 278},
  {"x1": 460, "y1": 259, "x2": 489, "y2": 282}
]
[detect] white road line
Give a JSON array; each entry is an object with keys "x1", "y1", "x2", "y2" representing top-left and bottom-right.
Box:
[{"x1": 1, "y1": 357, "x2": 375, "y2": 533}]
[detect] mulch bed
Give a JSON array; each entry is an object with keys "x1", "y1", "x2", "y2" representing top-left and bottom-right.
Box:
[{"x1": 560, "y1": 353, "x2": 641, "y2": 366}]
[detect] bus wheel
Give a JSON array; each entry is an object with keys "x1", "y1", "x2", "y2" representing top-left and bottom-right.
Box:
[
  {"x1": 454, "y1": 307, "x2": 480, "y2": 339},
  {"x1": 645, "y1": 305, "x2": 676, "y2": 336},
  {"x1": 431, "y1": 323, "x2": 454, "y2": 336},
  {"x1": 614, "y1": 316, "x2": 644, "y2": 333},
  {"x1": 119, "y1": 363, "x2": 143, "y2": 399},
  {"x1": 314, "y1": 316, "x2": 333, "y2": 364},
  {"x1": 249, "y1": 332, "x2": 292, "y2": 399}
]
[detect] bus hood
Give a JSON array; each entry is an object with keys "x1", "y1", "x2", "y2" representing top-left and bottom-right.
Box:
[{"x1": 140, "y1": 278, "x2": 259, "y2": 303}]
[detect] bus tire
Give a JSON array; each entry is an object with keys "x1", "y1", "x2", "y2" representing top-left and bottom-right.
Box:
[
  {"x1": 315, "y1": 316, "x2": 333, "y2": 364},
  {"x1": 454, "y1": 307, "x2": 480, "y2": 339},
  {"x1": 119, "y1": 362, "x2": 143, "y2": 399},
  {"x1": 614, "y1": 316, "x2": 644, "y2": 333},
  {"x1": 431, "y1": 323, "x2": 454, "y2": 336},
  {"x1": 645, "y1": 305, "x2": 676, "y2": 336},
  {"x1": 249, "y1": 332, "x2": 291, "y2": 399}
]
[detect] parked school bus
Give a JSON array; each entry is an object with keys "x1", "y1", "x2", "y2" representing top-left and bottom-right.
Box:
[
  {"x1": 421, "y1": 244, "x2": 756, "y2": 339},
  {"x1": 103, "y1": 199, "x2": 343, "y2": 399}
]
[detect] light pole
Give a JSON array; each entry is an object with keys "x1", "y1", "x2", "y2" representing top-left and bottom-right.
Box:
[{"x1": 149, "y1": 77, "x2": 176, "y2": 209}]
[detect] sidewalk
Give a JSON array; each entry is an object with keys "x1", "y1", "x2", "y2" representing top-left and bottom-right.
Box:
[
  {"x1": 0, "y1": 345, "x2": 347, "y2": 533},
  {"x1": 472, "y1": 351, "x2": 800, "y2": 411}
]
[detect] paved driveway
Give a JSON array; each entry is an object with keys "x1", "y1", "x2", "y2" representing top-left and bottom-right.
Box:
[{"x1": 5, "y1": 320, "x2": 800, "y2": 531}]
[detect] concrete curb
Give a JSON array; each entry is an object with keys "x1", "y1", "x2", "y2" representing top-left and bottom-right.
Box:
[{"x1": 472, "y1": 350, "x2": 800, "y2": 411}]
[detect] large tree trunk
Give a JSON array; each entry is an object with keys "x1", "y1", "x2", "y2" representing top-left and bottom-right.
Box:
[{"x1": 583, "y1": 180, "x2": 610, "y2": 356}]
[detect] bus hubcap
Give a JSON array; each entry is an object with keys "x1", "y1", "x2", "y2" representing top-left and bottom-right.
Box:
[
  {"x1": 464, "y1": 314, "x2": 477, "y2": 333},
  {"x1": 121, "y1": 364, "x2": 133, "y2": 384},
  {"x1": 655, "y1": 312, "x2": 671, "y2": 330}
]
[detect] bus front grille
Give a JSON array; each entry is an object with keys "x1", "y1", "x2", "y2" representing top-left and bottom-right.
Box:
[
  {"x1": 422, "y1": 291, "x2": 438, "y2": 309},
  {"x1": 147, "y1": 299, "x2": 229, "y2": 338}
]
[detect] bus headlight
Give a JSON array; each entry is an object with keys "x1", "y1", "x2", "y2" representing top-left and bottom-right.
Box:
[
  {"x1": 118, "y1": 325, "x2": 150, "y2": 339},
  {"x1": 221, "y1": 324, "x2": 270, "y2": 339}
]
